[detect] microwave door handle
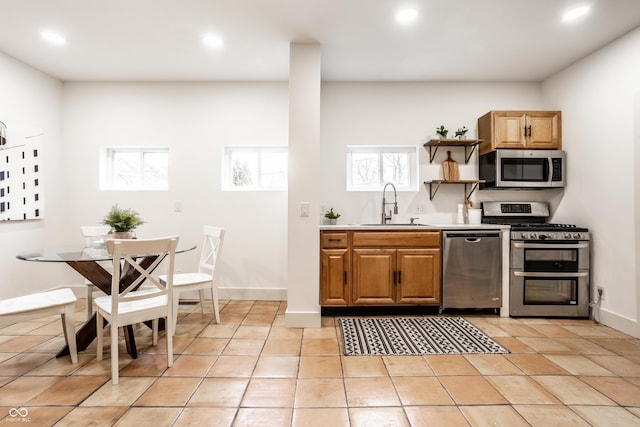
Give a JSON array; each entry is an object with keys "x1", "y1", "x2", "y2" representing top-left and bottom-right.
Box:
[{"x1": 547, "y1": 157, "x2": 553, "y2": 184}]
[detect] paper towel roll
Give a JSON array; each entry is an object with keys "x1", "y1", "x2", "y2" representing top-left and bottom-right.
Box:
[{"x1": 468, "y1": 208, "x2": 482, "y2": 225}]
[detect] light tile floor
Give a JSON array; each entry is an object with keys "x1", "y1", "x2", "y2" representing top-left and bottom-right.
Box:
[{"x1": 1, "y1": 299, "x2": 640, "y2": 426}]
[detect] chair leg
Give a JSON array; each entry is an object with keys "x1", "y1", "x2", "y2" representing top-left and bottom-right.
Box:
[
  {"x1": 86, "y1": 285, "x2": 93, "y2": 320},
  {"x1": 212, "y1": 285, "x2": 220, "y2": 324},
  {"x1": 152, "y1": 319, "x2": 158, "y2": 346},
  {"x1": 62, "y1": 303, "x2": 78, "y2": 364},
  {"x1": 199, "y1": 289, "x2": 206, "y2": 314},
  {"x1": 172, "y1": 295, "x2": 179, "y2": 335},
  {"x1": 111, "y1": 323, "x2": 119, "y2": 385},
  {"x1": 96, "y1": 312, "x2": 104, "y2": 361},
  {"x1": 166, "y1": 315, "x2": 173, "y2": 368}
]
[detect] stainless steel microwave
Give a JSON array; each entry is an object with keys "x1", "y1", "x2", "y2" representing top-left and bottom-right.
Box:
[{"x1": 479, "y1": 149, "x2": 565, "y2": 189}]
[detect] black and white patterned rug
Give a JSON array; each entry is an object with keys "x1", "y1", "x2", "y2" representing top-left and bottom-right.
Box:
[{"x1": 339, "y1": 317, "x2": 509, "y2": 355}]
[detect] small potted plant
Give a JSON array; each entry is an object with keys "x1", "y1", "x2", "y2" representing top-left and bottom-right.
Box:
[
  {"x1": 436, "y1": 125, "x2": 449, "y2": 139},
  {"x1": 102, "y1": 204, "x2": 144, "y2": 239},
  {"x1": 455, "y1": 126, "x2": 469, "y2": 139},
  {"x1": 324, "y1": 208, "x2": 341, "y2": 225}
]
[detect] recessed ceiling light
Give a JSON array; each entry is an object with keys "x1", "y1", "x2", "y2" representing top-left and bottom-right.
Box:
[
  {"x1": 395, "y1": 8, "x2": 418, "y2": 24},
  {"x1": 202, "y1": 35, "x2": 223, "y2": 49},
  {"x1": 41, "y1": 31, "x2": 66, "y2": 45},
  {"x1": 562, "y1": 5, "x2": 591, "y2": 22}
]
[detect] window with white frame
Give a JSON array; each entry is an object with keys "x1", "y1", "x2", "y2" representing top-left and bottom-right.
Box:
[
  {"x1": 346, "y1": 146, "x2": 418, "y2": 191},
  {"x1": 223, "y1": 146, "x2": 288, "y2": 190},
  {"x1": 100, "y1": 147, "x2": 169, "y2": 190}
]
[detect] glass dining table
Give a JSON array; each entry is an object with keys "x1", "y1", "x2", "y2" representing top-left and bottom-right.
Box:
[{"x1": 17, "y1": 241, "x2": 196, "y2": 359}]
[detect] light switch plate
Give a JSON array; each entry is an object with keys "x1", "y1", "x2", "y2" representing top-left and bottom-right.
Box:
[{"x1": 300, "y1": 202, "x2": 310, "y2": 217}]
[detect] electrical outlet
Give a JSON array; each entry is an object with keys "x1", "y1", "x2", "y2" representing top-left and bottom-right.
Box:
[{"x1": 597, "y1": 286, "x2": 605, "y2": 301}]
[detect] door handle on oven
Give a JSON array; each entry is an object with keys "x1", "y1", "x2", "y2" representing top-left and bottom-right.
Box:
[
  {"x1": 513, "y1": 242, "x2": 589, "y2": 249},
  {"x1": 513, "y1": 271, "x2": 589, "y2": 277}
]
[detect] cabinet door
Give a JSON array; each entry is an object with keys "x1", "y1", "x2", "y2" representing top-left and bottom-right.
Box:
[
  {"x1": 526, "y1": 111, "x2": 561, "y2": 149},
  {"x1": 493, "y1": 112, "x2": 526, "y2": 149},
  {"x1": 352, "y1": 248, "x2": 396, "y2": 305},
  {"x1": 320, "y1": 248, "x2": 350, "y2": 306},
  {"x1": 396, "y1": 249, "x2": 441, "y2": 305}
]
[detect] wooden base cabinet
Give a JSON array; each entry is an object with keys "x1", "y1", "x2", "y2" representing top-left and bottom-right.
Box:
[
  {"x1": 478, "y1": 110, "x2": 562, "y2": 154},
  {"x1": 320, "y1": 230, "x2": 442, "y2": 307},
  {"x1": 320, "y1": 232, "x2": 350, "y2": 306},
  {"x1": 320, "y1": 248, "x2": 350, "y2": 306},
  {"x1": 352, "y1": 248, "x2": 440, "y2": 305}
]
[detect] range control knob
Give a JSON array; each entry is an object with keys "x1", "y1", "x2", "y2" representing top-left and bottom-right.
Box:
[
  {"x1": 547, "y1": 233, "x2": 556, "y2": 240},
  {"x1": 530, "y1": 233, "x2": 538, "y2": 239},
  {"x1": 573, "y1": 233, "x2": 582, "y2": 239},
  {"x1": 564, "y1": 233, "x2": 572, "y2": 239},
  {"x1": 520, "y1": 233, "x2": 529, "y2": 239}
]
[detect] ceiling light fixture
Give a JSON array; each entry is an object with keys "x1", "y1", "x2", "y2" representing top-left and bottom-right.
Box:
[
  {"x1": 562, "y1": 5, "x2": 591, "y2": 22},
  {"x1": 202, "y1": 35, "x2": 224, "y2": 49},
  {"x1": 395, "y1": 8, "x2": 418, "y2": 24},
  {"x1": 41, "y1": 31, "x2": 66, "y2": 45}
]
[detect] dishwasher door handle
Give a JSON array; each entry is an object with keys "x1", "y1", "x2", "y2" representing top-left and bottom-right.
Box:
[{"x1": 465, "y1": 237, "x2": 481, "y2": 243}]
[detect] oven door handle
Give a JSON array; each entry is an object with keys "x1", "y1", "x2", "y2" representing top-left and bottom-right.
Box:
[
  {"x1": 513, "y1": 271, "x2": 589, "y2": 278},
  {"x1": 512, "y1": 242, "x2": 589, "y2": 249}
]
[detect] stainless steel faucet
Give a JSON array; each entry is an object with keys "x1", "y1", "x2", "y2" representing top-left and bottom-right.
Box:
[{"x1": 381, "y1": 182, "x2": 398, "y2": 224}]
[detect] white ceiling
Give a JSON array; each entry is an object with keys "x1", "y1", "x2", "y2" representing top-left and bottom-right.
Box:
[{"x1": 0, "y1": 0, "x2": 639, "y2": 82}]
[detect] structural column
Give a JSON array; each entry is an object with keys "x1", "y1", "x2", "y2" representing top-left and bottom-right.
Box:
[{"x1": 285, "y1": 43, "x2": 322, "y2": 327}]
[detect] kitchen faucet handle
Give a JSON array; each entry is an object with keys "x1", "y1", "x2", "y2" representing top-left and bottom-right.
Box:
[{"x1": 410, "y1": 217, "x2": 419, "y2": 224}]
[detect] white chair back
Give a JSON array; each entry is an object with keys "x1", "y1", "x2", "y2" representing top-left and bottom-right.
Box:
[
  {"x1": 81, "y1": 225, "x2": 111, "y2": 247},
  {"x1": 106, "y1": 237, "x2": 178, "y2": 314},
  {"x1": 199, "y1": 226, "x2": 225, "y2": 276}
]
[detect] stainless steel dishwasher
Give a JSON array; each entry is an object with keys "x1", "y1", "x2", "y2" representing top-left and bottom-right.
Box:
[{"x1": 442, "y1": 230, "x2": 502, "y2": 310}]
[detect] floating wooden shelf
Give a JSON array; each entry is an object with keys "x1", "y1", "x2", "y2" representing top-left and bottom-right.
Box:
[
  {"x1": 423, "y1": 138, "x2": 483, "y2": 163},
  {"x1": 424, "y1": 180, "x2": 485, "y2": 200}
]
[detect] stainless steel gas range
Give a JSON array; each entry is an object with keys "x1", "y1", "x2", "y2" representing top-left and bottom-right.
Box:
[{"x1": 482, "y1": 201, "x2": 590, "y2": 317}]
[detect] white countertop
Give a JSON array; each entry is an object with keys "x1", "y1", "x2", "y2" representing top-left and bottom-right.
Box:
[{"x1": 320, "y1": 223, "x2": 510, "y2": 231}]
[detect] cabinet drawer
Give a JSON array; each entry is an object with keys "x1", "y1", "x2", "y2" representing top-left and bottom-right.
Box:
[
  {"x1": 321, "y1": 232, "x2": 348, "y2": 248},
  {"x1": 353, "y1": 231, "x2": 440, "y2": 248}
]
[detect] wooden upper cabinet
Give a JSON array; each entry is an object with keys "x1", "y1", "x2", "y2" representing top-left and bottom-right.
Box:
[{"x1": 478, "y1": 110, "x2": 561, "y2": 154}]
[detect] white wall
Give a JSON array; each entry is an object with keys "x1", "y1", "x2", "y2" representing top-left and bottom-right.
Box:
[
  {"x1": 62, "y1": 82, "x2": 289, "y2": 299},
  {"x1": 542, "y1": 27, "x2": 640, "y2": 336},
  {"x1": 0, "y1": 52, "x2": 65, "y2": 299},
  {"x1": 320, "y1": 82, "x2": 545, "y2": 225}
]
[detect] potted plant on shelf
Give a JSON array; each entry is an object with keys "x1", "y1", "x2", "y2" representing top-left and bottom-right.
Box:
[
  {"x1": 436, "y1": 125, "x2": 449, "y2": 139},
  {"x1": 102, "y1": 204, "x2": 144, "y2": 239},
  {"x1": 324, "y1": 208, "x2": 341, "y2": 225},
  {"x1": 455, "y1": 126, "x2": 469, "y2": 139}
]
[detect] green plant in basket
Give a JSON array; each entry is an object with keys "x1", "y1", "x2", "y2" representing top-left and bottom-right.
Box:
[
  {"x1": 324, "y1": 208, "x2": 341, "y2": 220},
  {"x1": 102, "y1": 204, "x2": 144, "y2": 232}
]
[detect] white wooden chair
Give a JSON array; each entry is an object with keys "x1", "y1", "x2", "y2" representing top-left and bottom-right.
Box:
[
  {"x1": 95, "y1": 236, "x2": 178, "y2": 384},
  {"x1": 80, "y1": 225, "x2": 111, "y2": 319},
  {"x1": 0, "y1": 288, "x2": 78, "y2": 363},
  {"x1": 159, "y1": 226, "x2": 224, "y2": 333}
]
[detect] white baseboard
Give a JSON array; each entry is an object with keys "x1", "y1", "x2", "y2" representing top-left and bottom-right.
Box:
[
  {"x1": 218, "y1": 286, "x2": 287, "y2": 301},
  {"x1": 594, "y1": 306, "x2": 640, "y2": 338},
  {"x1": 284, "y1": 309, "x2": 321, "y2": 328}
]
